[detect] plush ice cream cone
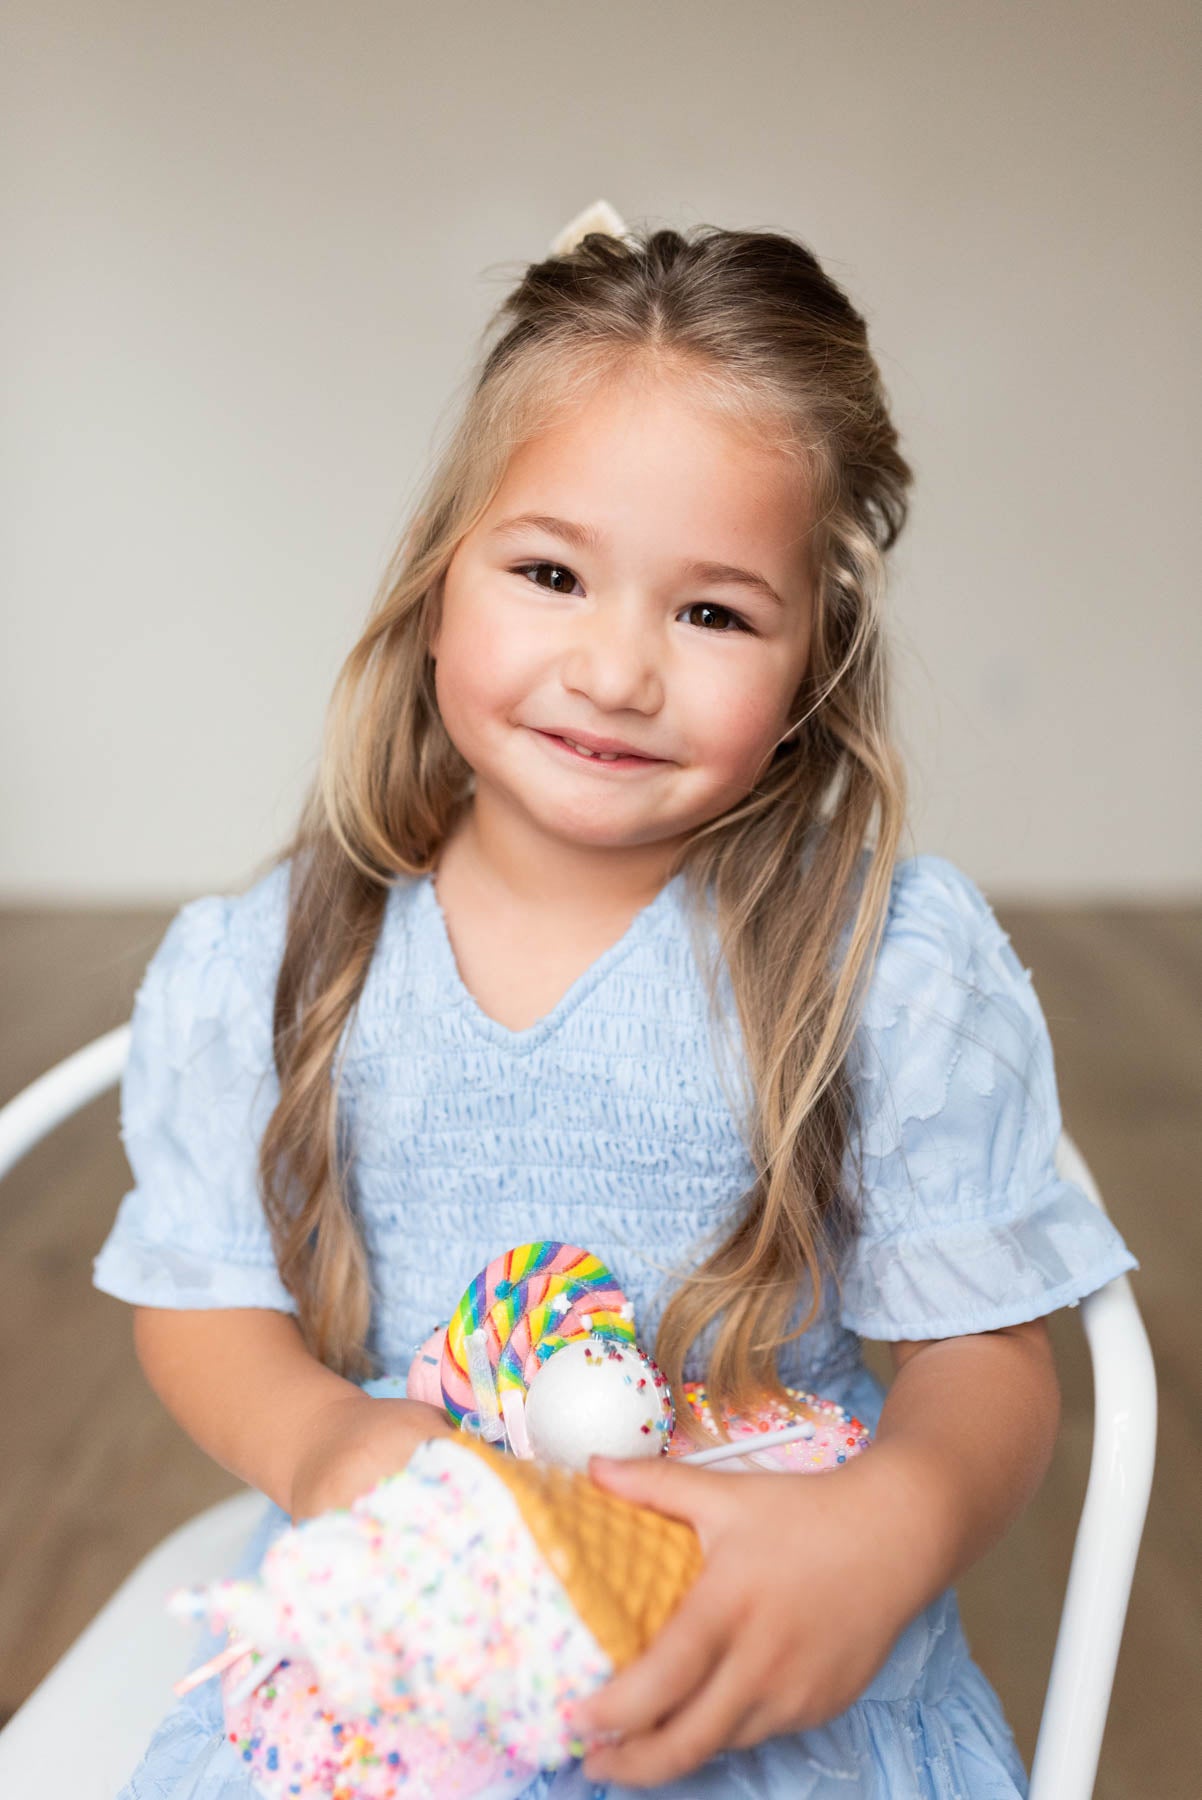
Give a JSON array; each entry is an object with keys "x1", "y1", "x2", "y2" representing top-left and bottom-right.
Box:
[{"x1": 452, "y1": 1434, "x2": 704, "y2": 1668}]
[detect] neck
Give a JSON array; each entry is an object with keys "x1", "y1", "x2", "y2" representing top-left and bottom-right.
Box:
[{"x1": 438, "y1": 788, "x2": 688, "y2": 920}]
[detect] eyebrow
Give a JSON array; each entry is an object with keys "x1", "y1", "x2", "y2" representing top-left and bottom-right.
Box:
[{"x1": 487, "y1": 512, "x2": 787, "y2": 610}]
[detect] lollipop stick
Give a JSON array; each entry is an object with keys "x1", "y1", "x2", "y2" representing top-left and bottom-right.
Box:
[
  {"x1": 679, "y1": 1418, "x2": 818, "y2": 1468},
  {"x1": 224, "y1": 1648, "x2": 286, "y2": 1709},
  {"x1": 500, "y1": 1386, "x2": 531, "y2": 1459},
  {"x1": 171, "y1": 1636, "x2": 257, "y2": 1698},
  {"x1": 465, "y1": 1326, "x2": 506, "y2": 1443}
]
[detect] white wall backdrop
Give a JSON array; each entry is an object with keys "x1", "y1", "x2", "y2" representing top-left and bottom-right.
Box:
[{"x1": 3, "y1": 1, "x2": 1199, "y2": 903}]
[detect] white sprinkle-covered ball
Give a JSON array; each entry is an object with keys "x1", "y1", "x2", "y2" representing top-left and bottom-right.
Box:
[{"x1": 524, "y1": 1337, "x2": 675, "y2": 1472}]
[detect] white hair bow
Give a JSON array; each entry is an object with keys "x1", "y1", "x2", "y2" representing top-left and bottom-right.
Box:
[{"x1": 547, "y1": 198, "x2": 639, "y2": 257}]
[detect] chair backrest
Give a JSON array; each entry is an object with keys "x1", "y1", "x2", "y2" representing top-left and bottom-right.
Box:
[
  {"x1": 1033, "y1": 1135, "x2": 1157, "y2": 1799},
  {"x1": 0, "y1": 1024, "x2": 130, "y2": 1182},
  {"x1": 0, "y1": 1031, "x2": 1156, "y2": 1800}
]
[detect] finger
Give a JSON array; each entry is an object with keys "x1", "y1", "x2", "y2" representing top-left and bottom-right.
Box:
[
  {"x1": 584, "y1": 1645, "x2": 759, "y2": 1789},
  {"x1": 725, "y1": 1699, "x2": 783, "y2": 1752},
  {"x1": 577, "y1": 1576, "x2": 729, "y2": 1742},
  {"x1": 587, "y1": 1452, "x2": 729, "y2": 1538}
]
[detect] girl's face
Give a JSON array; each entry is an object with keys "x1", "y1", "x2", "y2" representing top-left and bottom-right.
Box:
[{"x1": 431, "y1": 371, "x2": 816, "y2": 879}]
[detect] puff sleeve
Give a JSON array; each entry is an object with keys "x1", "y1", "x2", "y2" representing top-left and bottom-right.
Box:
[
  {"x1": 837, "y1": 854, "x2": 1139, "y2": 1340},
  {"x1": 92, "y1": 867, "x2": 298, "y2": 1312}
]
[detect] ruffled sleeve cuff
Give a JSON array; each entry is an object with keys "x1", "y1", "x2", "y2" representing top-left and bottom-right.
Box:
[
  {"x1": 92, "y1": 1229, "x2": 299, "y2": 1312},
  {"x1": 91, "y1": 867, "x2": 299, "y2": 1315},
  {"x1": 838, "y1": 1171, "x2": 1140, "y2": 1340}
]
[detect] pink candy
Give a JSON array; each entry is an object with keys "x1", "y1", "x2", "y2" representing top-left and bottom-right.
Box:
[{"x1": 666, "y1": 1381, "x2": 872, "y2": 1470}]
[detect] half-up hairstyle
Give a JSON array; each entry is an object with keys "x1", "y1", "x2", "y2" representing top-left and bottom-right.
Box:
[{"x1": 256, "y1": 222, "x2": 913, "y2": 1443}]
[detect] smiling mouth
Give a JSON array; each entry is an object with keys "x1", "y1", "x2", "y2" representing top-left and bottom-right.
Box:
[{"x1": 534, "y1": 730, "x2": 665, "y2": 768}]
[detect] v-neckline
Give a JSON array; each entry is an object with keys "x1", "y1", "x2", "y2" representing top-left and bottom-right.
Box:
[{"x1": 417, "y1": 866, "x2": 682, "y2": 1052}]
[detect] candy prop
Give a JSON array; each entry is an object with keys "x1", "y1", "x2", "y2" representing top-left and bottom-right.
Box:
[
  {"x1": 491, "y1": 1280, "x2": 634, "y2": 1455},
  {"x1": 167, "y1": 1244, "x2": 875, "y2": 1800},
  {"x1": 490, "y1": 1288, "x2": 634, "y2": 1458},
  {"x1": 458, "y1": 1433, "x2": 704, "y2": 1670},
  {"x1": 208, "y1": 1651, "x2": 538, "y2": 1800},
  {"x1": 439, "y1": 1242, "x2": 637, "y2": 1450},
  {"x1": 169, "y1": 1433, "x2": 703, "y2": 1797},
  {"x1": 494, "y1": 1280, "x2": 634, "y2": 1392},
  {"x1": 524, "y1": 1337, "x2": 675, "y2": 1471},
  {"x1": 439, "y1": 1242, "x2": 592, "y2": 1424},
  {"x1": 442, "y1": 1246, "x2": 634, "y2": 1413},
  {"x1": 404, "y1": 1323, "x2": 446, "y2": 1407},
  {"x1": 667, "y1": 1381, "x2": 871, "y2": 1471},
  {"x1": 170, "y1": 1410, "x2": 873, "y2": 1800}
]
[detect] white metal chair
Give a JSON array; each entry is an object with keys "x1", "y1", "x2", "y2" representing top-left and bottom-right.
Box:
[{"x1": 0, "y1": 1027, "x2": 1157, "y2": 1800}]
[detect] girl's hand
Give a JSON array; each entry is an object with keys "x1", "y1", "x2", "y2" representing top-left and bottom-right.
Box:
[
  {"x1": 571, "y1": 1448, "x2": 931, "y2": 1789},
  {"x1": 287, "y1": 1392, "x2": 457, "y2": 1523}
]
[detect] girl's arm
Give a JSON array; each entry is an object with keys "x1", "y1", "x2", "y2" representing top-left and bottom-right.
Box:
[
  {"x1": 862, "y1": 1314, "x2": 1061, "y2": 1608},
  {"x1": 132, "y1": 1306, "x2": 452, "y2": 1518},
  {"x1": 575, "y1": 1316, "x2": 1061, "y2": 1786}
]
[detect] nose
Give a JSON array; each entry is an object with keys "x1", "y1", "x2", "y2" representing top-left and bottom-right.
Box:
[{"x1": 559, "y1": 593, "x2": 663, "y2": 714}]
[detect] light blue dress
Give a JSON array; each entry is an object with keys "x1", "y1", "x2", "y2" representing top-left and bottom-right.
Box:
[{"x1": 92, "y1": 852, "x2": 1140, "y2": 1800}]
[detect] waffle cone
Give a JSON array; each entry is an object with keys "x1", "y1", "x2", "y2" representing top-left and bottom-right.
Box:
[{"x1": 453, "y1": 1436, "x2": 703, "y2": 1668}]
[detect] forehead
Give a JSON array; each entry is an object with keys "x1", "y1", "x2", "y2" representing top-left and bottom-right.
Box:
[{"x1": 482, "y1": 373, "x2": 815, "y2": 580}]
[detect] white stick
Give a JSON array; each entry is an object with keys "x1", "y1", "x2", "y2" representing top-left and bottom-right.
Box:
[
  {"x1": 465, "y1": 1327, "x2": 506, "y2": 1444},
  {"x1": 500, "y1": 1386, "x2": 532, "y2": 1459},
  {"x1": 171, "y1": 1637, "x2": 256, "y2": 1698},
  {"x1": 679, "y1": 1418, "x2": 819, "y2": 1469},
  {"x1": 224, "y1": 1648, "x2": 287, "y2": 1709}
]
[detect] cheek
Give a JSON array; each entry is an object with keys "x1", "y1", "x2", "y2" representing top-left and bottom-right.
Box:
[
  {"x1": 689, "y1": 678, "x2": 780, "y2": 772},
  {"x1": 434, "y1": 596, "x2": 533, "y2": 717}
]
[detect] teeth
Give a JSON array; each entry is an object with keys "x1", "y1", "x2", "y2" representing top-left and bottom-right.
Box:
[{"x1": 564, "y1": 739, "x2": 623, "y2": 761}]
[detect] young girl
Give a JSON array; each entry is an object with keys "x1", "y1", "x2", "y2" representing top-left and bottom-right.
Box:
[{"x1": 93, "y1": 204, "x2": 1139, "y2": 1800}]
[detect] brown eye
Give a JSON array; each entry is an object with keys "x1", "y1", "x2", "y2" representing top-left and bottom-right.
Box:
[
  {"x1": 516, "y1": 561, "x2": 582, "y2": 595},
  {"x1": 680, "y1": 601, "x2": 750, "y2": 634},
  {"x1": 514, "y1": 565, "x2": 750, "y2": 634}
]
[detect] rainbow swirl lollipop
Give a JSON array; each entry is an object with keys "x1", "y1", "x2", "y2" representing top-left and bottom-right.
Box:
[
  {"x1": 441, "y1": 1242, "x2": 595, "y2": 1423},
  {"x1": 494, "y1": 1286, "x2": 634, "y2": 1398},
  {"x1": 440, "y1": 1243, "x2": 636, "y2": 1451}
]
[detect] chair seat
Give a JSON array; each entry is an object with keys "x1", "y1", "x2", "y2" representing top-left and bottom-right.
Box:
[{"x1": 0, "y1": 1487, "x2": 268, "y2": 1800}]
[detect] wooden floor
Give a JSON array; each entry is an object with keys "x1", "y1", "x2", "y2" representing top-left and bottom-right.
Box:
[{"x1": 0, "y1": 898, "x2": 1197, "y2": 1798}]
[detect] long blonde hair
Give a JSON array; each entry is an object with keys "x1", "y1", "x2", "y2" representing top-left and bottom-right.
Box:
[{"x1": 256, "y1": 222, "x2": 913, "y2": 1442}]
